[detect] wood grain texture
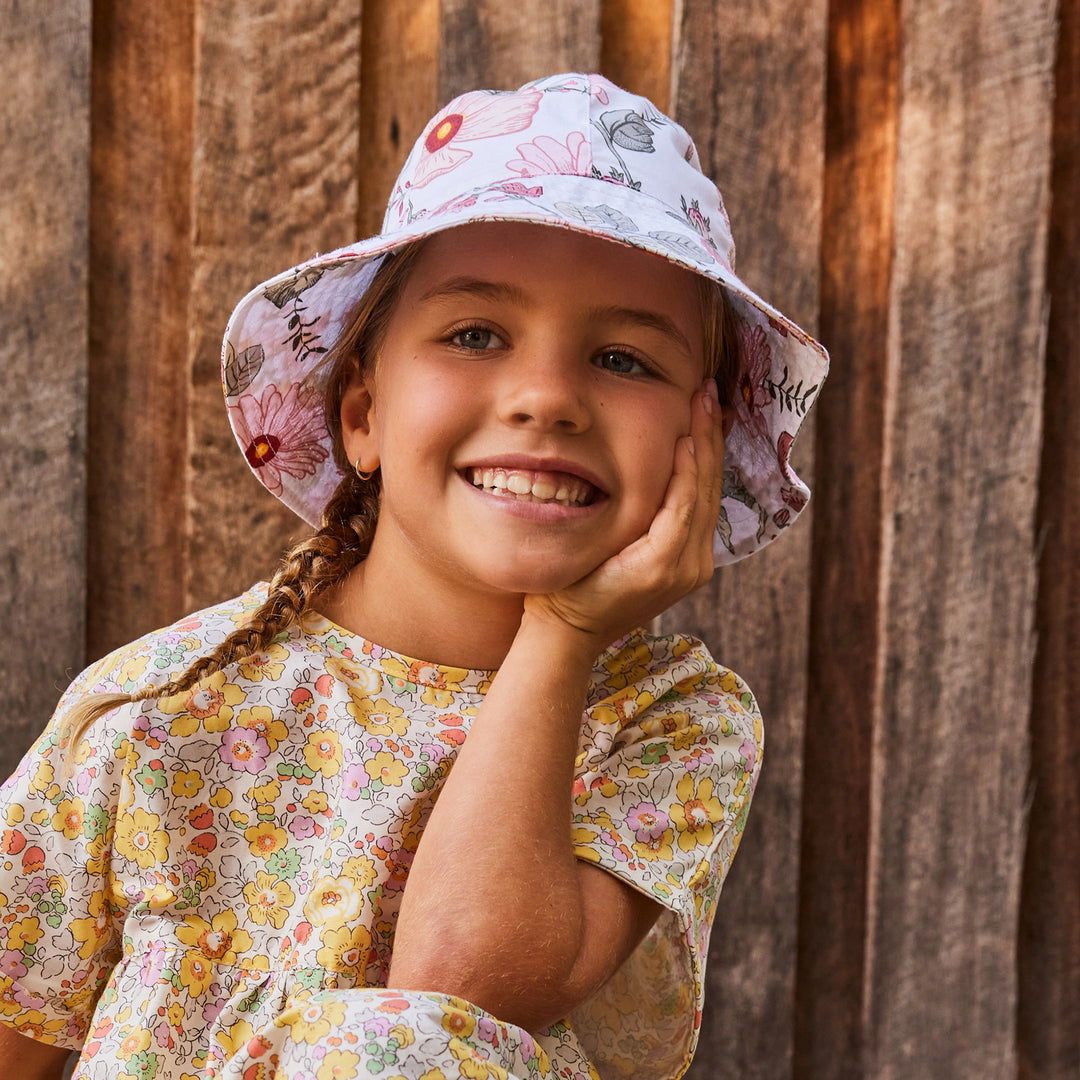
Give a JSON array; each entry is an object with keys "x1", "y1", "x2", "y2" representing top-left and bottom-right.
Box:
[
  {"x1": 358, "y1": 0, "x2": 439, "y2": 239},
  {"x1": 185, "y1": 0, "x2": 364, "y2": 613},
  {"x1": 664, "y1": 3, "x2": 827, "y2": 1077},
  {"x1": 86, "y1": 0, "x2": 195, "y2": 658},
  {"x1": 599, "y1": 0, "x2": 674, "y2": 110},
  {"x1": 865, "y1": 1, "x2": 1053, "y2": 1074},
  {"x1": 0, "y1": 2, "x2": 90, "y2": 772},
  {"x1": 1018, "y1": 0, "x2": 1080, "y2": 1072},
  {"x1": 796, "y1": 1, "x2": 899, "y2": 1076},
  {"x1": 438, "y1": 0, "x2": 601, "y2": 98}
]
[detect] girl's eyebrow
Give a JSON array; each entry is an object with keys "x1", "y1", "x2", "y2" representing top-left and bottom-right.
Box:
[
  {"x1": 585, "y1": 305, "x2": 692, "y2": 358},
  {"x1": 419, "y1": 277, "x2": 528, "y2": 305},
  {"x1": 420, "y1": 278, "x2": 692, "y2": 357}
]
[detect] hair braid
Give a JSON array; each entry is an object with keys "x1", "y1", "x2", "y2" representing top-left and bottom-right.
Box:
[
  {"x1": 59, "y1": 247, "x2": 425, "y2": 764},
  {"x1": 59, "y1": 471, "x2": 380, "y2": 759}
]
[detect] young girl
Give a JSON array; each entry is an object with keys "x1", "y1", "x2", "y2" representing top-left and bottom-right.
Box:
[{"x1": 0, "y1": 73, "x2": 827, "y2": 1080}]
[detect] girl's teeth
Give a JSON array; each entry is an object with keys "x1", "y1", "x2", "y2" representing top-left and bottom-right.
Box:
[{"x1": 468, "y1": 468, "x2": 593, "y2": 506}]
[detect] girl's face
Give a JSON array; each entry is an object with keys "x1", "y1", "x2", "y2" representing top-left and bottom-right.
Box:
[{"x1": 343, "y1": 222, "x2": 708, "y2": 601}]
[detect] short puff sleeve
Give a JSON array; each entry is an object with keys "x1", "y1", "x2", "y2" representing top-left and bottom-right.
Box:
[
  {"x1": 567, "y1": 630, "x2": 762, "y2": 1080},
  {"x1": 0, "y1": 656, "x2": 142, "y2": 1049}
]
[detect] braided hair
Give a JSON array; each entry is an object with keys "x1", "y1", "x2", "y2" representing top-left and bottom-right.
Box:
[
  {"x1": 59, "y1": 241, "x2": 738, "y2": 758},
  {"x1": 60, "y1": 244, "x2": 425, "y2": 755}
]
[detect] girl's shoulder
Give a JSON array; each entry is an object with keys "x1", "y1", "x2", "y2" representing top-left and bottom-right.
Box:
[{"x1": 71, "y1": 583, "x2": 273, "y2": 699}]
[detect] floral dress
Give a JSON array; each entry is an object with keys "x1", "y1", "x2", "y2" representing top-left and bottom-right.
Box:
[{"x1": 0, "y1": 584, "x2": 762, "y2": 1080}]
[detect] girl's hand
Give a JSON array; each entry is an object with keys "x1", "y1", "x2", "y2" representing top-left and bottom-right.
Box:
[{"x1": 525, "y1": 378, "x2": 726, "y2": 651}]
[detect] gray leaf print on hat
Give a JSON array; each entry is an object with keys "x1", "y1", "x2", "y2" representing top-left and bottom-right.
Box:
[
  {"x1": 601, "y1": 109, "x2": 657, "y2": 152},
  {"x1": 554, "y1": 202, "x2": 638, "y2": 232},
  {"x1": 223, "y1": 342, "x2": 266, "y2": 401},
  {"x1": 264, "y1": 267, "x2": 325, "y2": 308}
]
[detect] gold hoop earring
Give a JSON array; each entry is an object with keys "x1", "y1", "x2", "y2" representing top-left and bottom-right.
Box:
[{"x1": 354, "y1": 458, "x2": 377, "y2": 482}]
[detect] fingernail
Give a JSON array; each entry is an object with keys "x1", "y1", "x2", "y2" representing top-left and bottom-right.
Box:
[
  {"x1": 685, "y1": 436, "x2": 696, "y2": 456},
  {"x1": 708, "y1": 377, "x2": 720, "y2": 402},
  {"x1": 702, "y1": 390, "x2": 714, "y2": 416}
]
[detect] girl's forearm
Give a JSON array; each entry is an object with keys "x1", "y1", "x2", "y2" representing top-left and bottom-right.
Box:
[
  {"x1": 387, "y1": 611, "x2": 605, "y2": 1027},
  {"x1": 0, "y1": 1027, "x2": 73, "y2": 1079}
]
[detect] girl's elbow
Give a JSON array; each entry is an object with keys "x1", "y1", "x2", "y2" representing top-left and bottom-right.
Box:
[{"x1": 388, "y1": 934, "x2": 585, "y2": 1032}]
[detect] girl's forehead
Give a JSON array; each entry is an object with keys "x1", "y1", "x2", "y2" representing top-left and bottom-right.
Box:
[{"x1": 405, "y1": 222, "x2": 703, "y2": 305}]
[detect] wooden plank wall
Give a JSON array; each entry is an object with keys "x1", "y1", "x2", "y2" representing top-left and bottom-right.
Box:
[
  {"x1": 1, "y1": 2, "x2": 91, "y2": 758},
  {"x1": 1, "y1": 2, "x2": 1075, "y2": 1078}
]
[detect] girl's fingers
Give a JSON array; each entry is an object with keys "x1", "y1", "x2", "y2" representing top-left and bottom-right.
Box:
[
  {"x1": 675, "y1": 382, "x2": 725, "y2": 575},
  {"x1": 642, "y1": 382, "x2": 724, "y2": 585},
  {"x1": 621, "y1": 434, "x2": 693, "y2": 581}
]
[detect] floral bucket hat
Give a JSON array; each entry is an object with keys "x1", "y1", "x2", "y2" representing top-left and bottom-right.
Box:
[{"x1": 222, "y1": 72, "x2": 829, "y2": 564}]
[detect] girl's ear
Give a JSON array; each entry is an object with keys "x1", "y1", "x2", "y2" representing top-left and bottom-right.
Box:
[{"x1": 340, "y1": 365, "x2": 380, "y2": 473}]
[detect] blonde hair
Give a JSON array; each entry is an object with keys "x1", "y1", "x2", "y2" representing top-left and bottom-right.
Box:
[
  {"x1": 698, "y1": 274, "x2": 740, "y2": 405},
  {"x1": 60, "y1": 241, "x2": 738, "y2": 756}
]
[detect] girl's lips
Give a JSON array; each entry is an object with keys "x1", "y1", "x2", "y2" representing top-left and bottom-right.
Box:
[{"x1": 465, "y1": 466, "x2": 600, "y2": 507}]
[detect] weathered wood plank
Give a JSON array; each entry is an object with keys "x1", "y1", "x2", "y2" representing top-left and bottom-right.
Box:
[
  {"x1": 599, "y1": 0, "x2": 674, "y2": 110},
  {"x1": 665, "y1": 3, "x2": 827, "y2": 1078},
  {"x1": 358, "y1": 0, "x2": 439, "y2": 239},
  {"x1": 185, "y1": 0, "x2": 364, "y2": 613},
  {"x1": 865, "y1": 1, "x2": 1053, "y2": 1074},
  {"x1": 86, "y1": 0, "x2": 195, "y2": 658},
  {"x1": 796, "y1": 1, "x2": 900, "y2": 1076},
  {"x1": 1018, "y1": 0, "x2": 1080, "y2": 1073},
  {"x1": 0, "y1": 2, "x2": 90, "y2": 772},
  {"x1": 438, "y1": 0, "x2": 601, "y2": 98}
]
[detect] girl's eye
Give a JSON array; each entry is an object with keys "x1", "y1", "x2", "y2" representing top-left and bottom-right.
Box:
[
  {"x1": 595, "y1": 349, "x2": 649, "y2": 376},
  {"x1": 451, "y1": 326, "x2": 504, "y2": 351}
]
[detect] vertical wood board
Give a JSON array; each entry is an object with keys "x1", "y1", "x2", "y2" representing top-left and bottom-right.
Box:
[
  {"x1": 358, "y1": 0, "x2": 440, "y2": 239},
  {"x1": 667, "y1": 2, "x2": 827, "y2": 1076},
  {"x1": 86, "y1": 0, "x2": 196, "y2": 658},
  {"x1": 0, "y1": 2, "x2": 90, "y2": 770},
  {"x1": 438, "y1": 0, "x2": 602, "y2": 98},
  {"x1": 797, "y1": 1, "x2": 900, "y2": 1076},
  {"x1": 1019, "y1": 0, "x2": 1080, "y2": 1073},
  {"x1": 599, "y1": 0, "x2": 674, "y2": 110},
  {"x1": 186, "y1": 0, "x2": 365, "y2": 612},
  {"x1": 867, "y1": 2, "x2": 1054, "y2": 1075}
]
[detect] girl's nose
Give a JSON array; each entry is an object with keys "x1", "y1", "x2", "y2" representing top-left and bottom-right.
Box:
[{"x1": 497, "y1": 351, "x2": 592, "y2": 432}]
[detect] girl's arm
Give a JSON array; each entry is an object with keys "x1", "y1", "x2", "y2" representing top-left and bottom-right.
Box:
[
  {"x1": 389, "y1": 383, "x2": 725, "y2": 1030},
  {"x1": 0, "y1": 1027, "x2": 73, "y2": 1078}
]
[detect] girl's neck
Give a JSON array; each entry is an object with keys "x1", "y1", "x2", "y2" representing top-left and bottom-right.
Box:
[{"x1": 313, "y1": 556, "x2": 526, "y2": 671}]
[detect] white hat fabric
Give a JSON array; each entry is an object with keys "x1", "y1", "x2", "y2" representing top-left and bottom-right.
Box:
[{"x1": 222, "y1": 72, "x2": 828, "y2": 564}]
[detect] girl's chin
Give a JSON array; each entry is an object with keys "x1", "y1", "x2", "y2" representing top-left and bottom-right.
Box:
[{"x1": 475, "y1": 557, "x2": 605, "y2": 598}]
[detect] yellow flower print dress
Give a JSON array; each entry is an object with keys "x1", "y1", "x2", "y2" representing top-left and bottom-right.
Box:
[{"x1": 0, "y1": 584, "x2": 762, "y2": 1080}]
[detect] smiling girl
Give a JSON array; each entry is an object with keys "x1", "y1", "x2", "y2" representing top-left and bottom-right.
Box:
[{"x1": 0, "y1": 74, "x2": 827, "y2": 1080}]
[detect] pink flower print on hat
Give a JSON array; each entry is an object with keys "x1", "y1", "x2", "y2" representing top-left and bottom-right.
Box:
[
  {"x1": 506, "y1": 132, "x2": 591, "y2": 177},
  {"x1": 412, "y1": 87, "x2": 543, "y2": 189},
  {"x1": 587, "y1": 74, "x2": 611, "y2": 104},
  {"x1": 733, "y1": 320, "x2": 773, "y2": 439},
  {"x1": 677, "y1": 194, "x2": 730, "y2": 269},
  {"x1": 494, "y1": 181, "x2": 544, "y2": 199},
  {"x1": 777, "y1": 431, "x2": 796, "y2": 482},
  {"x1": 230, "y1": 383, "x2": 330, "y2": 497}
]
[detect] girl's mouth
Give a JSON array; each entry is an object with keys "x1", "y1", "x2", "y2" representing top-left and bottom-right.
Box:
[{"x1": 465, "y1": 467, "x2": 600, "y2": 507}]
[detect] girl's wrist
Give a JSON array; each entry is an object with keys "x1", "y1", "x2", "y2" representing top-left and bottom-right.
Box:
[{"x1": 515, "y1": 602, "x2": 610, "y2": 673}]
